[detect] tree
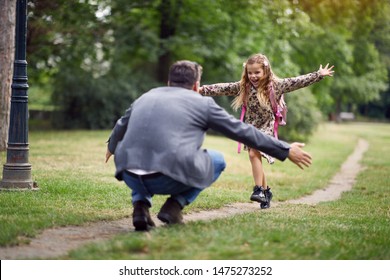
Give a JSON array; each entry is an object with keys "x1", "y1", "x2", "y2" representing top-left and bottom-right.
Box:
[
  {"x1": 25, "y1": 0, "x2": 388, "y2": 134},
  {"x1": 0, "y1": 0, "x2": 16, "y2": 151},
  {"x1": 157, "y1": 0, "x2": 181, "y2": 83},
  {"x1": 358, "y1": 0, "x2": 390, "y2": 120},
  {"x1": 292, "y1": 0, "x2": 389, "y2": 119}
]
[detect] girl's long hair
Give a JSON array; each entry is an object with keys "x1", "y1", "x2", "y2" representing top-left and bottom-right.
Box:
[{"x1": 232, "y1": 53, "x2": 277, "y2": 110}]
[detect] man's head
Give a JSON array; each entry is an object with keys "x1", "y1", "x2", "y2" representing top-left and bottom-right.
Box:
[{"x1": 168, "y1": 60, "x2": 203, "y2": 91}]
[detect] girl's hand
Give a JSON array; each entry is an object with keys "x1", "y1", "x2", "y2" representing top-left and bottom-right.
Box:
[
  {"x1": 318, "y1": 63, "x2": 335, "y2": 77},
  {"x1": 105, "y1": 149, "x2": 113, "y2": 163}
]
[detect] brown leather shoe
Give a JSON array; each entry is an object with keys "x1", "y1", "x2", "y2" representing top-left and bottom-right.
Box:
[
  {"x1": 132, "y1": 201, "x2": 155, "y2": 231},
  {"x1": 157, "y1": 198, "x2": 184, "y2": 225}
]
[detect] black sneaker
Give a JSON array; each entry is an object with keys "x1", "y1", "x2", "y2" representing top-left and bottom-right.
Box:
[
  {"x1": 260, "y1": 187, "x2": 273, "y2": 209},
  {"x1": 250, "y1": 185, "x2": 267, "y2": 203}
]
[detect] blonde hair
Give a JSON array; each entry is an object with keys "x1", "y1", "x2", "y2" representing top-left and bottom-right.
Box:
[{"x1": 232, "y1": 53, "x2": 277, "y2": 111}]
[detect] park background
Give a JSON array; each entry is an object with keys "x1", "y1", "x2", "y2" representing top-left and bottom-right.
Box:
[
  {"x1": 1, "y1": 0, "x2": 390, "y2": 144},
  {"x1": 0, "y1": 0, "x2": 389, "y2": 260}
]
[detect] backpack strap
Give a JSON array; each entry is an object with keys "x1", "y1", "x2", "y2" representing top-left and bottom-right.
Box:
[
  {"x1": 270, "y1": 83, "x2": 287, "y2": 139},
  {"x1": 237, "y1": 104, "x2": 247, "y2": 153}
]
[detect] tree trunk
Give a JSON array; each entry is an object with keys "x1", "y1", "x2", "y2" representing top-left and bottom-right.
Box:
[
  {"x1": 335, "y1": 96, "x2": 342, "y2": 123},
  {"x1": 157, "y1": 0, "x2": 181, "y2": 83},
  {"x1": 0, "y1": 0, "x2": 16, "y2": 151}
]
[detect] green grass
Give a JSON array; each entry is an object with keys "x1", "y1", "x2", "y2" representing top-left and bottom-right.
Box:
[{"x1": 0, "y1": 123, "x2": 389, "y2": 259}]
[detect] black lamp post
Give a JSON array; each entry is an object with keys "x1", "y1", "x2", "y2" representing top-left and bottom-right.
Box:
[{"x1": 0, "y1": 0, "x2": 36, "y2": 190}]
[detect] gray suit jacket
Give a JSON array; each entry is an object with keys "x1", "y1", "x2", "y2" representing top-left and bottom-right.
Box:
[{"x1": 108, "y1": 86, "x2": 290, "y2": 189}]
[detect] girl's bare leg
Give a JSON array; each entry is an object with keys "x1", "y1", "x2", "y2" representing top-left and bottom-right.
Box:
[
  {"x1": 248, "y1": 148, "x2": 267, "y2": 203},
  {"x1": 248, "y1": 148, "x2": 267, "y2": 186},
  {"x1": 249, "y1": 149, "x2": 272, "y2": 206}
]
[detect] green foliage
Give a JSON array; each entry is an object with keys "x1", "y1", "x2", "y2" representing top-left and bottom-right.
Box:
[
  {"x1": 24, "y1": 0, "x2": 390, "y2": 131},
  {"x1": 295, "y1": 0, "x2": 390, "y2": 116},
  {"x1": 51, "y1": 68, "x2": 135, "y2": 129},
  {"x1": 279, "y1": 89, "x2": 323, "y2": 142},
  {"x1": 28, "y1": 83, "x2": 55, "y2": 111}
]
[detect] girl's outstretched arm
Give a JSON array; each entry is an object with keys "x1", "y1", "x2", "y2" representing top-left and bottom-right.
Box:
[
  {"x1": 276, "y1": 64, "x2": 335, "y2": 96},
  {"x1": 200, "y1": 82, "x2": 240, "y2": 97}
]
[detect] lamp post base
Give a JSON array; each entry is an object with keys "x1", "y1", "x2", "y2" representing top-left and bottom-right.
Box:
[{"x1": 0, "y1": 163, "x2": 38, "y2": 191}]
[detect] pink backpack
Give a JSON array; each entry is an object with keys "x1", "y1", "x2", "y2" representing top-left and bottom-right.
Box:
[{"x1": 269, "y1": 84, "x2": 287, "y2": 139}]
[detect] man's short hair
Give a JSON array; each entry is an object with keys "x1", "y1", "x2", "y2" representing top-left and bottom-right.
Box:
[{"x1": 168, "y1": 60, "x2": 203, "y2": 89}]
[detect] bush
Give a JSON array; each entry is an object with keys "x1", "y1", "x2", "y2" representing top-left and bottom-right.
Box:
[
  {"x1": 51, "y1": 69, "x2": 136, "y2": 129},
  {"x1": 278, "y1": 89, "x2": 323, "y2": 142}
]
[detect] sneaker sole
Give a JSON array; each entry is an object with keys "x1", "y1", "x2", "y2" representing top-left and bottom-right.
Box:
[
  {"x1": 250, "y1": 195, "x2": 267, "y2": 203},
  {"x1": 260, "y1": 202, "x2": 270, "y2": 209}
]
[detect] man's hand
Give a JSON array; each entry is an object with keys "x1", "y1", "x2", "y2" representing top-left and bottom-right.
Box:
[
  {"x1": 287, "y1": 143, "x2": 312, "y2": 169},
  {"x1": 105, "y1": 149, "x2": 113, "y2": 163}
]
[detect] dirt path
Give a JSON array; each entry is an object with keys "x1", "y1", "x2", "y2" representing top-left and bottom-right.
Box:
[{"x1": 0, "y1": 139, "x2": 369, "y2": 260}]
